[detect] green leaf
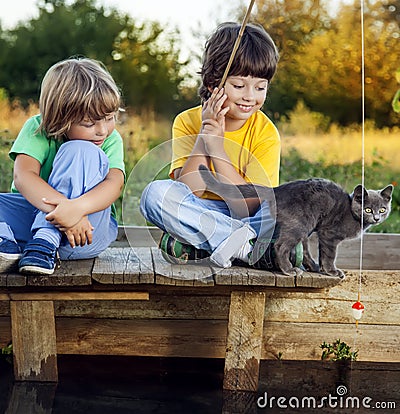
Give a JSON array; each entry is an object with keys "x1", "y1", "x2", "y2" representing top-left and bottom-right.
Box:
[
  {"x1": 392, "y1": 89, "x2": 400, "y2": 113},
  {"x1": 396, "y1": 69, "x2": 400, "y2": 84}
]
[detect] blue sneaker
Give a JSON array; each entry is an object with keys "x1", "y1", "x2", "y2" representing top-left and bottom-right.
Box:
[
  {"x1": 19, "y1": 238, "x2": 58, "y2": 275},
  {"x1": 0, "y1": 237, "x2": 21, "y2": 273}
]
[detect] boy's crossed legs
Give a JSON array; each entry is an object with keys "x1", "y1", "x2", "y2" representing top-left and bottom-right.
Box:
[{"x1": 0, "y1": 140, "x2": 118, "y2": 275}]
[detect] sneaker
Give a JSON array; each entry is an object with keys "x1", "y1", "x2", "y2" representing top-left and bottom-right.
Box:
[
  {"x1": 19, "y1": 238, "x2": 58, "y2": 275},
  {"x1": 0, "y1": 237, "x2": 22, "y2": 273},
  {"x1": 159, "y1": 232, "x2": 210, "y2": 264},
  {"x1": 249, "y1": 238, "x2": 303, "y2": 271}
]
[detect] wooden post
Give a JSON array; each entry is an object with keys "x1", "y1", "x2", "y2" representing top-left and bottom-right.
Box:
[
  {"x1": 10, "y1": 300, "x2": 58, "y2": 382},
  {"x1": 223, "y1": 291, "x2": 266, "y2": 392}
]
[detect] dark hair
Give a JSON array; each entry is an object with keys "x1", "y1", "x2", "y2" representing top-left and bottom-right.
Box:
[{"x1": 199, "y1": 22, "x2": 279, "y2": 101}]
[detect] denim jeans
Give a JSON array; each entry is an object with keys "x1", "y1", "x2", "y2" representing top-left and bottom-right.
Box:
[
  {"x1": 0, "y1": 140, "x2": 118, "y2": 260},
  {"x1": 140, "y1": 179, "x2": 275, "y2": 267}
]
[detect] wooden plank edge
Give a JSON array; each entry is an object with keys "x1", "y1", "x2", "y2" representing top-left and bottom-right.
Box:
[{"x1": 9, "y1": 292, "x2": 149, "y2": 301}]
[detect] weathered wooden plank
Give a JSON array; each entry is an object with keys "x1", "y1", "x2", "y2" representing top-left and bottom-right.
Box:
[
  {"x1": 296, "y1": 271, "x2": 343, "y2": 288},
  {"x1": 152, "y1": 247, "x2": 175, "y2": 285},
  {"x1": 0, "y1": 316, "x2": 11, "y2": 346},
  {"x1": 11, "y1": 301, "x2": 58, "y2": 381},
  {"x1": 54, "y1": 318, "x2": 400, "y2": 362},
  {"x1": 53, "y1": 294, "x2": 230, "y2": 320},
  {"x1": 214, "y1": 266, "x2": 249, "y2": 286},
  {"x1": 275, "y1": 273, "x2": 295, "y2": 288},
  {"x1": 92, "y1": 247, "x2": 129, "y2": 284},
  {"x1": 128, "y1": 247, "x2": 154, "y2": 284},
  {"x1": 0, "y1": 300, "x2": 9, "y2": 316},
  {"x1": 119, "y1": 227, "x2": 400, "y2": 270},
  {"x1": 26, "y1": 259, "x2": 93, "y2": 287},
  {"x1": 0, "y1": 274, "x2": 7, "y2": 286},
  {"x1": 55, "y1": 318, "x2": 227, "y2": 358},
  {"x1": 152, "y1": 247, "x2": 214, "y2": 285},
  {"x1": 115, "y1": 225, "x2": 162, "y2": 248},
  {"x1": 262, "y1": 321, "x2": 400, "y2": 362},
  {"x1": 48, "y1": 290, "x2": 400, "y2": 325},
  {"x1": 224, "y1": 291, "x2": 266, "y2": 391},
  {"x1": 6, "y1": 273, "x2": 26, "y2": 287},
  {"x1": 246, "y1": 267, "x2": 276, "y2": 286},
  {"x1": 9, "y1": 292, "x2": 149, "y2": 301},
  {"x1": 308, "y1": 233, "x2": 400, "y2": 270}
]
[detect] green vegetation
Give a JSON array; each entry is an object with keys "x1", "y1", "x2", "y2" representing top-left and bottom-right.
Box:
[
  {"x1": 320, "y1": 339, "x2": 358, "y2": 362},
  {"x1": 393, "y1": 69, "x2": 400, "y2": 113},
  {"x1": 0, "y1": 0, "x2": 398, "y2": 230},
  {"x1": 0, "y1": 0, "x2": 398, "y2": 126},
  {"x1": 0, "y1": 343, "x2": 12, "y2": 364}
]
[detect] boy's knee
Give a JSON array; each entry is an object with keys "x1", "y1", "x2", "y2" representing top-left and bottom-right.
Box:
[
  {"x1": 56, "y1": 140, "x2": 106, "y2": 163},
  {"x1": 140, "y1": 180, "x2": 167, "y2": 213}
]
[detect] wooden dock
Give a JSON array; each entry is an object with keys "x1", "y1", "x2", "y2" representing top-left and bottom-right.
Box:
[{"x1": 0, "y1": 227, "x2": 399, "y2": 392}]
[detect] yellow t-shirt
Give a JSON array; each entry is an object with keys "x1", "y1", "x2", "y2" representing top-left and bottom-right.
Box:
[{"x1": 170, "y1": 106, "x2": 280, "y2": 199}]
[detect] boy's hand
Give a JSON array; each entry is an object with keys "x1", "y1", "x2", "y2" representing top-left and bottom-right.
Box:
[
  {"x1": 64, "y1": 216, "x2": 94, "y2": 248},
  {"x1": 201, "y1": 87, "x2": 229, "y2": 135},
  {"x1": 201, "y1": 87, "x2": 230, "y2": 154},
  {"x1": 43, "y1": 197, "x2": 85, "y2": 230}
]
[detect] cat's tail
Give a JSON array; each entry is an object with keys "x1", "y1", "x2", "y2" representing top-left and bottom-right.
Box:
[{"x1": 198, "y1": 164, "x2": 271, "y2": 200}]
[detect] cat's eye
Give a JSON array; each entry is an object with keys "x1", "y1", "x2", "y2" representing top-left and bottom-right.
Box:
[
  {"x1": 365, "y1": 208, "x2": 372, "y2": 213},
  {"x1": 379, "y1": 207, "x2": 386, "y2": 213}
]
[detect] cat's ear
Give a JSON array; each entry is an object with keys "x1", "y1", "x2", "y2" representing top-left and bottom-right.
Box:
[
  {"x1": 352, "y1": 184, "x2": 368, "y2": 202},
  {"x1": 380, "y1": 184, "x2": 394, "y2": 201}
]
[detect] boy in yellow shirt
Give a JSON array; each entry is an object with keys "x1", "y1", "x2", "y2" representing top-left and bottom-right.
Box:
[{"x1": 141, "y1": 22, "x2": 301, "y2": 270}]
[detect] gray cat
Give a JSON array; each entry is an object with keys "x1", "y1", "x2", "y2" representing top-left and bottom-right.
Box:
[{"x1": 199, "y1": 165, "x2": 393, "y2": 278}]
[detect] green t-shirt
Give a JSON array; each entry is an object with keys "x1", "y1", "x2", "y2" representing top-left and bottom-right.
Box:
[{"x1": 9, "y1": 114, "x2": 125, "y2": 217}]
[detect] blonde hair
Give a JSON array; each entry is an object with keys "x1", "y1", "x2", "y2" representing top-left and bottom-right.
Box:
[{"x1": 38, "y1": 57, "x2": 121, "y2": 139}]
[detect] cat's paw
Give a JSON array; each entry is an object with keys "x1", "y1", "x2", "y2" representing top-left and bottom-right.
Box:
[
  {"x1": 322, "y1": 268, "x2": 346, "y2": 279},
  {"x1": 303, "y1": 260, "x2": 320, "y2": 273},
  {"x1": 282, "y1": 267, "x2": 303, "y2": 277}
]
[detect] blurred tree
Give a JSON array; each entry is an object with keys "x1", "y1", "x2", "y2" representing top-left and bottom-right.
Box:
[
  {"x1": 291, "y1": 0, "x2": 400, "y2": 126},
  {"x1": 111, "y1": 22, "x2": 189, "y2": 115},
  {"x1": 253, "y1": 0, "x2": 332, "y2": 119},
  {"x1": 0, "y1": 0, "x2": 190, "y2": 116},
  {"x1": 0, "y1": 0, "x2": 128, "y2": 102}
]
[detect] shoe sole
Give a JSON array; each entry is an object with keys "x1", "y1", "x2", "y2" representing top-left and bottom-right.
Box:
[
  {"x1": 19, "y1": 265, "x2": 55, "y2": 275},
  {"x1": 0, "y1": 253, "x2": 22, "y2": 273}
]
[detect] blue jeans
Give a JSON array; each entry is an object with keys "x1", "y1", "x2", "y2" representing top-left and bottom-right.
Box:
[
  {"x1": 140, "y1": 179, "x2": 275, "y2": 267},
  {"x1": 0, "y1": 140, "x2": 118, "y2": 260}
]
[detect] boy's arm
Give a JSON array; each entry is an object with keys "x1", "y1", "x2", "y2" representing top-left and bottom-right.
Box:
[
  {"x1": 14, "y1": 153, "x2": 124, "y2": 229},
  {"x1": 44, "y1": 168, "x2": 124, "y2": 230},
  {"x1": 13, "y1": 154, "x2": 68, "y2": 212}
]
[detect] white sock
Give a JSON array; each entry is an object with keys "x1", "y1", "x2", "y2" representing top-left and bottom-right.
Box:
[
  {"x1": 210, "y1": 224, "x2": 256, "y2": 268},
  {"x1": 233, "y1": 240, "x2": 253, "y2": 263}
]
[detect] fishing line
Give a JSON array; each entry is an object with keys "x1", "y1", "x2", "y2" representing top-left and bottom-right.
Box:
[
  {"x1": 350, "y1": 0, "x2": 366, "y2": 392},
  {"x1": 218, "y1": 0, "x2": 256, "y2": 89}
]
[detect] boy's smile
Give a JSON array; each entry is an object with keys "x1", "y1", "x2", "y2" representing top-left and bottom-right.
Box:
[{"x1": 223, "y1": 75, "x2": 268, "y2": 131}]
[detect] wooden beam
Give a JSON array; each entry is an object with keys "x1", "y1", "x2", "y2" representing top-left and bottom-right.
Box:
[
  {"x1": 9, "y1": 292, "x2": 149, "y2": 301},
  {"x1": 223, "y1": 291, "x2": 266, "y2": 391},
  {"x1": 53, "y1": 318, "x2": 400, "y2": 362},
  {"x1": 11, "y1": 300, "x2": 58, "y2": 381}
]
